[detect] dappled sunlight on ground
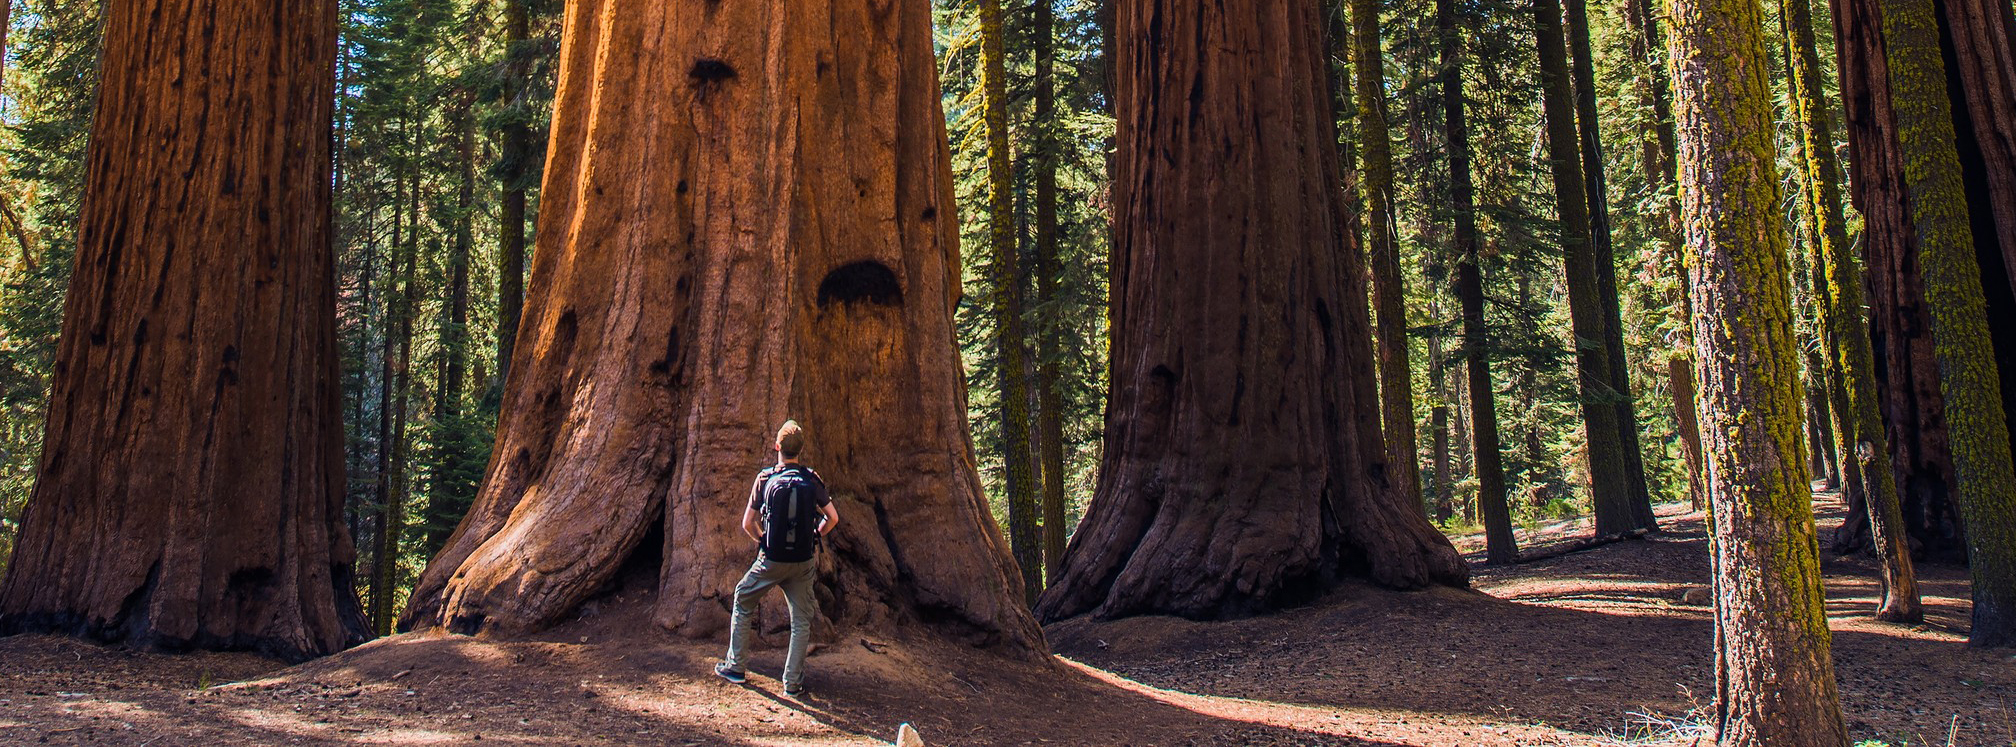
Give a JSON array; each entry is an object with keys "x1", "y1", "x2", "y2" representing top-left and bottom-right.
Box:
[{"x1": 2, "y1": 495, "x2": 2012, "y2": 745}]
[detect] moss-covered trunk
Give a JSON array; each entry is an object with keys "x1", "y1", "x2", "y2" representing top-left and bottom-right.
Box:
[
  {"x1": 1352, "y1": 0, "x2": 1423, "y2": 511},
  {"x1": 1866, "y1": 0, "x2": 2016, "y2": 647},
  {"x1": 1780, "y1": 0, "x2": 1920, "y2": 619},
  {"x1": 979, "y1": 0, "x2": 1042, "y2": 605},
  {"x1": 1668, "y1": 0, "x2": 1852, "y2": 733}
]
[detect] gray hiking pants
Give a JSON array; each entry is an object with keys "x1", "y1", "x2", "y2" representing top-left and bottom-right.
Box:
[{"x1": 723, "y1": 555, "x2": 817, "y2": 689}]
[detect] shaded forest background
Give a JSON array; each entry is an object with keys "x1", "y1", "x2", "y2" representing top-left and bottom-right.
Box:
[{"x1": 0, "y1": 0, "x2": 1862, "y2": 612}]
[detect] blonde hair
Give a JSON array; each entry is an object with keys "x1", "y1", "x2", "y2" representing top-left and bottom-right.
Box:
[{"x1": 776, "y1": 420, "x2": 805, "y2": 458}]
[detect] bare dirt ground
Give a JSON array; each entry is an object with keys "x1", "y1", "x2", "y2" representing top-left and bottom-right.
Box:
[{"x1": 3, "y1": 495, "x2": 2012, "y2": 746}]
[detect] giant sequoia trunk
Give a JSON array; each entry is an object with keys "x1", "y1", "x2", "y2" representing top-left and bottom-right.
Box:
[
  {"x1": 1834, "y1": 0, "x2": 2016, "y2": 646},
  {"x1": 1035, "y1": 0, "x2": 1468, "y2": 623},
  {"x1": 1833, "y1": 0, "x2": 2016, "y2": 564},
  {"x1": 1668, "y1": 0, "x2": 1851, "y2": 736},
  {"x1": 0, "y1": 0, "x2": 368, "y2": 661},
  {"x1": 399, "y1": 0, "x2": 1041, "y2": 651}
]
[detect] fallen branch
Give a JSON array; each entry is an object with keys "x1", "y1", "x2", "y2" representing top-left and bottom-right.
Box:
[{"x1": 1514, "y1": 528, "x2": 1651, "y2": 564}]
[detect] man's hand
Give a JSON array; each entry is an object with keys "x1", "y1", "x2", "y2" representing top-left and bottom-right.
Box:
[{"x1": 817, "y1": 502, "x2": 840, "y2": 537}]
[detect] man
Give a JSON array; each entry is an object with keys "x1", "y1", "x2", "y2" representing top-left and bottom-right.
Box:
[{"x1": 714, "y1": 420, "x2": 839, "y2": 697}]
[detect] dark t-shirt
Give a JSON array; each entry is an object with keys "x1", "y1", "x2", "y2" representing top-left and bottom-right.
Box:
[{"x1": 747, "y1": 463, "x2": 832, "y2": 513}]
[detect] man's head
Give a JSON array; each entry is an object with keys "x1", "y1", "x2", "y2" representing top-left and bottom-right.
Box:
[{"x1": 776, "y1": 420, "x2": 805, "y2": 460}]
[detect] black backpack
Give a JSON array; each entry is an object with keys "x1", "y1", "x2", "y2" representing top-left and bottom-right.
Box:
[{"x1": 759, "y1": 466, "x2": 821, "y2": 562}]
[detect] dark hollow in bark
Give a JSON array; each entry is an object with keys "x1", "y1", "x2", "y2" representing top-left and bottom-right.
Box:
[
  {"x1": 1034, "y1": 0, "x2": 1469, "y2": 624},
  {"x1": 0, "y1": 0, "x2": 368, "y2": 662},
  {"x1": 399, "y1": 0, "x2": 1043, "y2": 654}
]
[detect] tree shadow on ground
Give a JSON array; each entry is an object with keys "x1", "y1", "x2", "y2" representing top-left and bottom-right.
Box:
[{"x1": 1050, "y1": 503, "x2": 2012, "y2": 746}]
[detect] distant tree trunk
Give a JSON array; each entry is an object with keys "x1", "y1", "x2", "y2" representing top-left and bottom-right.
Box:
[
  {"x1": 1622, "y1": 0, "x2": 1708, "y2": 513},
  {"x1": 370, "y1": 163, "x2": 421, "y2": 637},
  {"x1": 1442, "y1": 0, "x2": 1514, "y2": 563},
  {"x1": 1670, "y1": 359, "x2": 1705, "y2": 510},
  {"x1": 1328, "y1": 0, "x2": 1364, "y2": 263},
  {"x1": 1534, "y1": 0, "x2": 1637, "y2": 535},
  {"x1": 369, "y1": 170, "x2": 406, "y2": 633},
  {"x1": 1863, "y1": 0, "x2": 2016, "y2": 647},
  {"x1": 980, "y1": 0, "x2": 1042, "y2": 604},
  {"x1": 1667, "y1": 0, "x2": 1852, "y2": 735},
  {"x1": 1431, "y1": 400, "x2": 1455, "y2": 522},
  {"x1": 1780, "y1": 0, "x2": 1919, "y2": 618},
  {"x1": 1032, "y1": 0, "x2": 1068, "y2": 585},
  {"x1": 1804, "y1": 345, "x2": 1842, "y2": 489},
  {"x1": 1564, "y1": 0, "x2": 1655, "y2": 528},
  {"x1": 424, "y1": 101, "x2": 478, "y2": 558},
  {"x1": 495, "y1": 0, "x2": 531, "y2": 383},
  {"x1": 1352, "y1": 0, "x2": 1423, "y2": 512},
  {"x1": 1038, "y1": 0, "x2": 1468, "y2": 623},
  {"x1": 0, "y1": 0, "x2": 367, "y2": 661},
  {"x1": 399, "y1": 0, "x2": 1042, "y2": 651}
]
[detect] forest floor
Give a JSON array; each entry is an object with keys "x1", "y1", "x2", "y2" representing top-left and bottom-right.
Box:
[{"x1": 3, "y1": 495, "x2": 2013, "y2": 746}]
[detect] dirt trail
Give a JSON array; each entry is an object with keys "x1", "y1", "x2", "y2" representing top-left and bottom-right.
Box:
[{"x1": 3, "y1": 498, "x2": 2011, "y2": 746}]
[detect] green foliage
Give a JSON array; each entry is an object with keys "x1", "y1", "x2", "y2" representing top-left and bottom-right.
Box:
[
  {"x1": 336, "y1": 0, "x2": 557, "y2": 612},
  {"x1": 937, "y1": 0, "x2": 1112, "y2": 543}
]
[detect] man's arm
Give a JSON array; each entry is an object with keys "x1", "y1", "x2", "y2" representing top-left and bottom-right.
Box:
[
  {"x1": 818, "y1": 502, "x2": 840, "y2": 536},
  {"x1": 743, "y1": 474, "x2": 768, "y2": 543}
]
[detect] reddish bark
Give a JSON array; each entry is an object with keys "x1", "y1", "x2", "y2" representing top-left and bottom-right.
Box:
[
  {"x1": 1034, "y1": 0, "x2": 1468, "y2": 623},
  {"x1": 1831, "y1": 0, "x2": 2016, "y2": 563},
  {"x1": 0, "y1": 0, "x2": 367, "y2": 661},
  {"x1": 400, "y1": 0, "x2": 1041, "y2": 652}
]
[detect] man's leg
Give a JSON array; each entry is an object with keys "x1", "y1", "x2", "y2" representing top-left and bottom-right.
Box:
[
  {"x1": 723, "y1": 558, "x2": 780, "y2": 675},
  {"x1": 777, "y1": 560, "x2": 818, "y2": 691}
]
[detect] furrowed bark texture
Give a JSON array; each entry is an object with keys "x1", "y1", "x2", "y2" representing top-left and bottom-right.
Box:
[
  {"x1": 0, "y1": 0, "x2": 369, "y2": 661},
  {"x1": 400, "y1": 0, "x2": 1043, "y2": 652},
  {"x1": 1035, "y1": 0, "x2": 1468, "y2": 623},
  {"x1": 1780, "y1": 0, "x2": 1919, "y2": 621},
  {"x1": 1832, "y1": 0, "x2": 2016, "y2": 565},
  {"x1": 1534, "y1": 0, "x2": 1638, "y2": 535},
  {"x1": 1870, "y1": 0, "x2": 2016, "y2": 647},
  {"x1": 1440, "y1": 0, "x2": 1516, "y2": 564},
  {"x1": 1668, "y1": 0, "x2": 1852, "y2": 736},
  {"x1": 1352, "y1": 0, "x2": 1424, "y2": 511}
]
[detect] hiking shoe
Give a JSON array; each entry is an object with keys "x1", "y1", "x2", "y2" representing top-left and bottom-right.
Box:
[
  {"x1": 784, "y1": 683, "x2": 806, "y2": 698},
  {"x1": 713, "y1": 663, "x2": 747, "y2": 684}
]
